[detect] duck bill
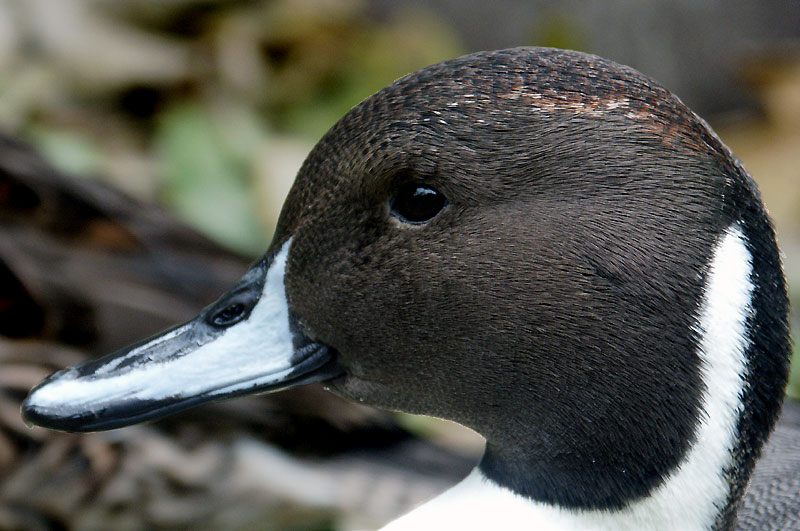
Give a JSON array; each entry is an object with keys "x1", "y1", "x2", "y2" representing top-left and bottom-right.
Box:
[{"x1": 22, "y1": 239, "x2": 340, "y2": 433}]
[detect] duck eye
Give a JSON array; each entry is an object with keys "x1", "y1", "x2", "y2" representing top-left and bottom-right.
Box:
[
  {"x1": 390, "y1": 183, "x2": 447, "y2": 224},
  {"x1": 209, "y1": 303, "x2": 246, "y2": 327}
]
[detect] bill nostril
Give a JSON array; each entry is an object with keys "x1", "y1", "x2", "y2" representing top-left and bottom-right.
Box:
[{"x1": 209, "y1": 303, "x2": 246, "y2": 327}]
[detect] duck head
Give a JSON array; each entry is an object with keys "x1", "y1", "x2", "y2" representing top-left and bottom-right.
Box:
[{"x1": 23, "y1": 48, "x2": 790, "y2": 525}]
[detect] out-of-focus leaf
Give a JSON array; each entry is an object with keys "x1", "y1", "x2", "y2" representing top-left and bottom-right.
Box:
[
  {"x1": 279, "y1": 7, "x2": 464, "y2": 140},
  {"x1": 26, "y1": 127, "x2": 103, "y2": 178},
  {"x1": 155, "y1": 103, "x2": 268, "y2": 256},
  {"x1": 352, "y1": 8, "x2": 465, "y2": 94},
  {"x1": 532, "y1": 10, "x2": 588, "y2": 52}
]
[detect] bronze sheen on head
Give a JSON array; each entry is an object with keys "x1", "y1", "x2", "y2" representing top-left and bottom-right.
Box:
[{"x1": 22, "y1": 48, "x2": 792, "y2": 530}]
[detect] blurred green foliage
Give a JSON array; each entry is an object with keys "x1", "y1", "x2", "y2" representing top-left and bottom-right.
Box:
[
  {"x1": 260, "y1": 4, "x2": 464, "y2": 140},
  {"x1": 156, "y1": 102, "x2": 269, "y2": 255},
  {"x1": 0, "y1": 0, "x2": 464, "y2": 253},
  {"x1": 532, "y1": 10, "x2": 587, "y2": 52},
  {"x1": 26, "y1": 126, "x2": 104, "y2": 178}
]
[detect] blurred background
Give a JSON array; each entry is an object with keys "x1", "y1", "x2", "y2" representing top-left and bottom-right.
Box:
[{"x1": 0, "y1": 0, "x2": 799, "y2": 529}]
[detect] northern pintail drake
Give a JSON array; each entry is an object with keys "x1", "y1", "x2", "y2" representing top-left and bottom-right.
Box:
[{"x1": 22, "y1": 48, "x2": 795, "y2": 530}]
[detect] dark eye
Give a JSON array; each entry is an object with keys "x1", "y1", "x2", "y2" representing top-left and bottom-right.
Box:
[
  {"x1": 390, "y1": 183, "x2": 447, "y2": 224},
  {"x1": 209, "y1": 303, "x2": 246, "y2": 327}
]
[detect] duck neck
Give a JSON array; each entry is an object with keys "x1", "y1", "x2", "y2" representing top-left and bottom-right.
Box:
[{"x1": 475, "y1": 224, "x2": 760, "y2": 530}]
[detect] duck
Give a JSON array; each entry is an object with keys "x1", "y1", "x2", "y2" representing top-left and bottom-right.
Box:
[{"x1": 21, "y1": 47, "x2": 797, "y2": 530}]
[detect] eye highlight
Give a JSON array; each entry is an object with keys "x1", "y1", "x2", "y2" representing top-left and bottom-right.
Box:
[{"x1": 390, "y1": 183, "x2": 447, "y2": 224}]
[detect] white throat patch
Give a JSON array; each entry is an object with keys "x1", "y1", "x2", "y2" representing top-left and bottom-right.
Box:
[{"x1": 383, "y1": 225, "x2": 755, "y2": 531}]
